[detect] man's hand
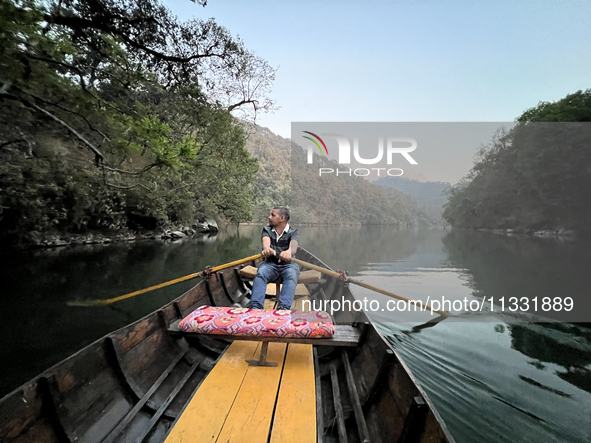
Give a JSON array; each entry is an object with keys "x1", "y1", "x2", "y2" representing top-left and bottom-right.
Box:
[
  {"x1": 262, "y1": 247, "x2": 275, "y2": 258},
  {"x1": 278, "y1": 250, "x2": 292, "y2": 262}
]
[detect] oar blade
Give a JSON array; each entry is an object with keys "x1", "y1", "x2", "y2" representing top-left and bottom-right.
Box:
[
  {"x1": 67, "y1": 299, "x2": 110, "y2": 307},
  {"x1": 64, "y1": 253, "x2": 262, "y2": 307}
]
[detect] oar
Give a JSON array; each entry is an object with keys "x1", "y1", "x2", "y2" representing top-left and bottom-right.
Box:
[
  {"x1": 291, "y1": 257, "x2": 449, "y2": 316},
  {"x1": 67, "y1": 253, "x2": 263, "y2": 307}
]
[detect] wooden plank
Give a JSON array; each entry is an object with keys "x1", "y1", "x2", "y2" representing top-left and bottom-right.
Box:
[
  {"x1": 177, "y1": 284, "x2": 209, "y2": 315},
  {"x1": 101, "y1": 351, "x2": 186, "y2": 443},
  {"x1": 216, "y1": 343, "x2": 287, "y2": 443},
  {"x1": 117, "y1": 316, "x2": 161, "y2": 353},
  {"x1": 264, "y1": 297, "x2": 278, "y2": 309},
  {"x1": 239, "y1": 265, "x2": 258, "y2": 279},
  {"x1": 330, "y1": 363, "x2": 348, "y2": 443},
  {"x1": 240, "y1": 266, "x2": 320, "y2": 284},
  {"x1": 341, "y1": 350, "x2": 371, "y2": 443},
  {"x1": 313, "y1": 348, "x2": 324, "y2": 443},
  {"x1": 297, "y1": 270, "x2": 321, "y2": 284},
  {"x1": 219, "y1": 273, "x2": 238, "y2": 304},
  {"x1": 397, "y1": 396, "x2": 427, "y2": 443},
  {"x1": 292, "y1": 296, "x2": 309, "y2": 311},
  {"x1": 0, "y1": 384, "x2": 45, "y2": 442},
  {"x1": 266, "y1": 283, "x2": 309, "y2": 296},
  {"x1": 270, "y1": 344, "x2": 316, "y2": 443},
  {"x1": 164, "y1": 340, "x2": 259, "y2": 443},
  {"x1": 134, "y1": 360, "x2": 202, "y2": 443}
]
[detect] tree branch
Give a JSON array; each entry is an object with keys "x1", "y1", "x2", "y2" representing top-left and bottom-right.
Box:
[
  {"x1": 28, "y1": 92, "x2": 111, "y2": 142},
  {"x1": 102, "y1": 165, "x2": 140, "y2": 175},
  {"x1": 227, "y1": 99, "x2": 258, "y2": 112},
  {"x1": 3, "y1": 94, "x2": 105, "y2": 165},
  {"x1": 44, "y1": 14, "x2": 228, "y2": 64}
]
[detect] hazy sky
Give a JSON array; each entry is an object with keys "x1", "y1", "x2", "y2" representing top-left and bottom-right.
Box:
[{"x1": 163, "y1": 0, "x2": 590, "y2": 183}]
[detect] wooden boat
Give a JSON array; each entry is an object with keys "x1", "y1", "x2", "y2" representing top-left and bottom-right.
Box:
[{"x1": 0, "y1": 248, "x2": 454, "y2": 442}]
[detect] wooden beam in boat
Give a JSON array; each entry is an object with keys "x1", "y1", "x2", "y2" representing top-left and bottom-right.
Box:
[
  {"x1": 163, "y1": 340, "x2": 259, "y2": 443},
  {"x1": 266, "y1": 283, "x2": 309, "y2": 296},
  {"x1": 292, "y1": 296, "x2": 308, "y2": 311},
  {"x1": 270, "y1": 296, "x2": 315, "y2": 442},
  {"x1": 168, "y1": 321, "x2": 361, "y2": 347},
  {"x1": 330, "y1": 362, "x2": 348, "y2": 443},
  {"x1": 264, "y1": 297, "x2": 278, "y2": 309},
  {"x1": 216, "y1": 343, "x2": 287, "y2": 443},
  {"x1": 313, "y1": 348, "x2": 324, "y2": 443},
  {"x1": 270, "y1": 343, "x2": 316, "y2": 443},
  {"x1": 239, "y1": 266, "x2": 321, "y2": 284}
]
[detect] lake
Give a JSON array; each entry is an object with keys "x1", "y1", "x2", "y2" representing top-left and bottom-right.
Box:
[{"x1": 1, "y1": 225, "x2": 590, "y2": 442}]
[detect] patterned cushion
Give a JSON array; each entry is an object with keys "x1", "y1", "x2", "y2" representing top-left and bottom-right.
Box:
[{"x1": 178, "y1": 306, "x2": 335, "y2": 338}]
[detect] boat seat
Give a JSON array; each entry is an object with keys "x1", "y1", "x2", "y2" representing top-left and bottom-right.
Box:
[
  {"x1": 239, "y1": 265, "x2": 321, "y2": 283},
  {"x1": 168, "y1": 320, "x2": 360, "y2": 366},
  {"x1": 169, "y1": 319, "x2": 359, "y2": 346},
  {"x1": 239, "y1": 265, "x2": 321, "y2": 297}
]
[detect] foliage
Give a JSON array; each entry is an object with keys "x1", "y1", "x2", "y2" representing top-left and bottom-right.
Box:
[
  {"x1": 443, "y1": 90, "x2": 591, "y2": 231},
  {"x1": 244, "y1": 125, "x2": 435, "y2": 226},
  {"x1": 374, "y1": 176, "x2": 450, "y2": 219},
  {"x1": 243, "y1": 126, "x2": 292, "y2": 221},
  {"x1": 0, "y1": 153, "x2": 126, "y2": 240},
  {"x1": 0, "y1": 0, "x2": 272, "y2": 243}
]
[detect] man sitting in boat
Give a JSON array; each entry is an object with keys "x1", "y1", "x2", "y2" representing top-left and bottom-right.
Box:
[{"x1": 247, "y1": 206, "x2": 301, "y2": 310}]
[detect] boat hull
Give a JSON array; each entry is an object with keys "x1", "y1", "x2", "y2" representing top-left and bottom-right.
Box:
[{"x1": 0, "y1": 248, "x2": 454, "y2": 442}]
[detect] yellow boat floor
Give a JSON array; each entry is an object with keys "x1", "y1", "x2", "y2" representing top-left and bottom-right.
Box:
[{"x1": 165, "y1": 297, "x2": 315, "y2": 443}]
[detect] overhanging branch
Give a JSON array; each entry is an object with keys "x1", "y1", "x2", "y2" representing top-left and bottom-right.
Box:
[{"x1": 3, "y1": 93, "x2": 105, "y2": 165}]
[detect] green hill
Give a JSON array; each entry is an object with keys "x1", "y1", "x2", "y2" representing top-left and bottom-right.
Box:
[
  {"x1": 374, "y1": 176, "x2": 450, "y2": 219},
  {"x1": 244, "y1": 125, "x2": 436, "y2": 226},
  {"x1": 442, "y1": 89, "x2": 591, "y2": 233}
]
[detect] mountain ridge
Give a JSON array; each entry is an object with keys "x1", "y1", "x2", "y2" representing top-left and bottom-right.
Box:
[{"x1": 243, "y1": 124, "x2": 438, "y2": 226}]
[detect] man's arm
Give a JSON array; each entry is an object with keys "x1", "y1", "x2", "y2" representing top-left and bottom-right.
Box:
[
  {"x1": 261, "y1": 236, "x2": 274, "y2": 257},
  {"x1": 278, "y1": 240, "x2": 298, "y2": 262},
  {"x1": 290, "y1": 239, "x2": 298, "y2": 256}
]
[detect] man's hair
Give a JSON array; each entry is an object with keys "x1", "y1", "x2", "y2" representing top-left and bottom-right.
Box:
[{"x1": 273, "y1": 206, "x2": 290, "y2": 221}]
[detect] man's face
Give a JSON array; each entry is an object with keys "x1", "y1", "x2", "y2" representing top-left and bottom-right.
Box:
[{"x1": 268, "y1": 209, "x2": 283, "y2": 227}]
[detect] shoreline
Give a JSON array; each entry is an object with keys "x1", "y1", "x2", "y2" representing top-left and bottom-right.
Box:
[
  {"x1": 449, "y1": 226, "x2": 582, "y2": 240},
  {"x1": 6, "y1": 222, "x2": 582, "y2": 252}
]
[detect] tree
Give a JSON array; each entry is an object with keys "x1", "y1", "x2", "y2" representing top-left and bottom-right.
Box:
[
  {"x1": 442, "y1": 90, "x2": 591, "y2": 231},
  {"x1": 0, "y1": 0, "x2": 274, "y2": 242}
]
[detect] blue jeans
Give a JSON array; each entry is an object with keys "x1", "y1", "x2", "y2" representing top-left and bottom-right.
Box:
[{"x1": 247, "y1": 261, "x2": 301, "y2": 310}]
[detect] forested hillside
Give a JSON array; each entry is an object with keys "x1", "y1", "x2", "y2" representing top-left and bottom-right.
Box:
[
  {"x1": 374, "y1": 176, "x2": 450, "y2": 218},
  {"x1": 443, "y1": 90, "x2": 591, "y2": 233},
  {"x1": 0, "y1": 0, "x2": 273, "y2": 245},
  {"x1": 243, "y1": 126, "x2": 291, "y2": 221},
  {"x1": 244, "y1": 126, "x2": 436, "y2": 226}
]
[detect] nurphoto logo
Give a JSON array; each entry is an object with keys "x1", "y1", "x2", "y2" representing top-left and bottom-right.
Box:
[{"x1": 301, "y1": 131, "x2": 418, "y2": 177}]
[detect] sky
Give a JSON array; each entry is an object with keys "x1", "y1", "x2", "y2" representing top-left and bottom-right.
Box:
[{"x1": 163, "y1": 0, "x2": 591, "y2": 183}]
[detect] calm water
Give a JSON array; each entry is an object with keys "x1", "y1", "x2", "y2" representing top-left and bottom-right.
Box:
[{"x1": 1, "y1": 226, "x2": 591, "y2": 442}]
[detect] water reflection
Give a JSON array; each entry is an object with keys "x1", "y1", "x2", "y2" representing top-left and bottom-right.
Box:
[
  {"x1": 442, "y1": 230, "x2": 591, "y2": 323},
  {"x1": 0, "y1": 226, "x2": 263, "y2": 397},
  {"x1": 508, "y1": 323, "x2": 591, "y2": 394},
  {"x1": 345, "y1": 228, "x2": 591, "y2": 442},
  {"x1": 3, "y1": 226, "x2": 591, "y2": 442},
  {"x1": 298, "y1": 225, "x2": 424, "y2": 275}
]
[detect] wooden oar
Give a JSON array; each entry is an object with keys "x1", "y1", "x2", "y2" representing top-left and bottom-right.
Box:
[
  {"x1": 291, "y1": 257, "x2": 449, "y2": 316},
  {"x1": 67, "y1": 253, "x2": 263, "y2": 307}
]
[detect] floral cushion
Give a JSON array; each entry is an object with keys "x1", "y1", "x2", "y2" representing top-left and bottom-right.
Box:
[{"x1": 178, "y1": 306, "x2": 335, "y2": 338}]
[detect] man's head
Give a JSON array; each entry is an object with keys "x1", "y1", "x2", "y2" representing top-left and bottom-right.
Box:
[{"x1": 269, "y1": 206, "x2": 290, "y2": 227}]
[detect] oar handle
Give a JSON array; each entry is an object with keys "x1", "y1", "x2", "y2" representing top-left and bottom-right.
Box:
[
  {"x1": 99, "y1": 272, "x2": 203, "y2": 305},
  {"x1": 348, "y1": 278, "x2": 448, "y2": 316},
  {"x1": 291, "y1": 257, "x2": 342, "y2": 279}
]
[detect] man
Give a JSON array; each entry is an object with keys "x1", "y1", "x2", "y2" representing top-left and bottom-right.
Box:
[{"x1": 247, "y1": 206, "x2": 301, "y2": 311}]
